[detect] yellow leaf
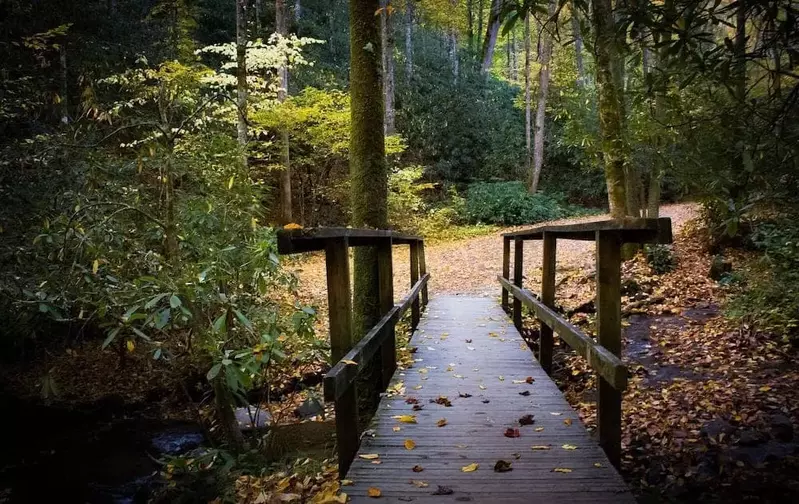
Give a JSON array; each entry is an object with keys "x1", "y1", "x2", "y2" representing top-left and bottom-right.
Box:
[
  {"x1": 92, "y1": 259, "x2": 100, "y2": 274},
  {"x1": 562, "y1": 444, "x2": 578, "y2": 450},
  {"x1": 436, "y1": 418, "x2": 447, "y2": 427},
  {"x1": 283, "y1": 222, "x2": 303, "y2": 230},
  {"x1": 393, "y1": 415, "x2": 417, "y2": 424},
  {"x1": 531, "y1": 445, "x2": 551, "y2": 450},
  {"x1": 404, "y1": 439, "x2": 416, "y2": 450},
  {"x1": 126, "y1": 340, "x2": 135, "y2": 352},
  {"x1": 393, "y1": 426, "x2": 401, "y2": 432},
  {"x1": 564, "y1": 418, "x2": 573, "y2": 426},
  {"x1": 534, "y1": 427, "x2": 544, "y2": 432},
  {"x1": 553, "y1": 468, "x2": 573, "y2": 473},
  {"x1": 341, "y1": 479, "x2": 354, "y2": 486},
  {"x1": 359, "y1": 454, "x2": 379, "y2": 460},
  {"x1": 367, "y1": 487, "x2": 382, "y2": 498},
  {"x1": 410, "y1": 480, "x2": 428, "y2": 488},
  {"x1": 342, "y1": 359, "x2": 358, "y2": 366},
  {"x1": 413, "y1": 385, "x2": 423, "y2": 390},
  {"x1": 227, "y1": 176, "x2": 235, "y2": 189},
  {"x1": 593, "y1": 462, "x2": 603, "y2": 468},
  {"x1": 759, "y1": 385, "x2": 772, "y2": 392},
  {"x1": 461, "y1": 463, "x2": 479, "y2": 472}
]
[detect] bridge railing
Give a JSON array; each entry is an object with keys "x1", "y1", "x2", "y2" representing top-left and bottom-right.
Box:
[
  {"x1": 277, "y1": 228, "x2": 429, "y2": 476},
  {"x1": 498, "y1": 217, "x2": 672, "y2": 467}
]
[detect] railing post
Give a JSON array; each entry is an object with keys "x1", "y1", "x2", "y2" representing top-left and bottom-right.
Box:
[
  {"x1": 410, "y1": 240, "x2": 420, "y2": 330},
  {"x1": 418, "y1": 240, "x2": 428, "y2": 308},
  {"x1": 324, "y1": 238, "x2": 359, "y2": 477},
  {"x1": 540, "y1": 232, "x2": 556, "y2": 374},
  {"x1": 377, "y1": 239, "x2": 396, "y2": 388},
  {"x1": 596, "y1": 230, "x2": 622, "y2": 469},
  {"x1": 501, "y1": 236, "x2": 511, "y2": 311},
  {"x1": 513, "y1": 238, "x2": 523, "y2": 332}
]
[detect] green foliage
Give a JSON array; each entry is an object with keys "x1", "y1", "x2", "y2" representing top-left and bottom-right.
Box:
[
  {"x1": 645, "y1": 245, "x2": 676, "y2": 275},
  {"x1": 464, "y1": 181, "x2": 594, "y2": 226},
  {"x1": 727, "y1": 221, "x2": 799, "y2": 342}
]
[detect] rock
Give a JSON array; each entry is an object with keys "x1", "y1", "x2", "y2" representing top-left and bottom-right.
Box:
[
  {"x1": 708, "y1": 255, "x2": 732, "y2": 281},
  {"x1": 235, "y1": 406, "x2": 272, "y2": 431},
  {"x1": 150, "y1": 426, "x2": 205, "y2": 455},
  {"x1": 770, "y1": 414, "x2": 794, "y2": 442},
  {"x1": 700, "y1": 418, "x2": 735, "y2": 439},
  {"x1": 295, "y1": 397, "x2": 325, "y2": 419},
  {"x1": 737, "y1": 429, "x2": 768, "y2": 446}
]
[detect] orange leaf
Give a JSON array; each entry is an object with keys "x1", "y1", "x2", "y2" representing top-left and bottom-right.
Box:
[
  {"x1": 367, "y1": 487, "x2": 382, "y2": 497},
  {"x1": 404, "y1": 439, "x2": 416, "y2": 450}
]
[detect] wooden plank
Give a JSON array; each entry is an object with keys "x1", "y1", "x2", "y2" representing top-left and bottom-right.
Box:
[
  {"x1": 501, "y1": 236, "x2": 510, "y2": 311},
  {"x1": 396, "y1": 273, "x2": 429, "y2": 318},
  {"x1": 277, "y1": 227, "x2": 421, "y2": 254},
  {"x1": 419, "y1": 241, "x2": 429, "y2": 307},
  {"x1": 345, "y1": 296, "x2": 635, "y2": 503},
  {"x1": 325, "y1": 238, "x2": 352, "y2": 364},
  {"x1": 335, "y1": 384, "x2": 358, "y2": 477},
  {"x1": 513, "y1": 238, "x2": 523, "y2": 332},
  {"x1": 596, "y1": 231, "x2": 622, "y2": 469},
  {"x1": 410, "y1": 241, "x2": 420, "y2": 330},
  {"x1": 378, "y1": 239, "x2": 396, "y2": 388},
  {"x1": 497, "y1": 277, "x2": 627, "y2": 391},
  {"x1": 502, "y1": 217, "x2": 672, "y2": 244},
  {"x1": 539, "y1": 232, "x2": 556, "y2": 374}
]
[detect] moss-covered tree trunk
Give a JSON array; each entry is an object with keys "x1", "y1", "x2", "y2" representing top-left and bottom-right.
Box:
[
  {"x1": 236, "y1": 0, "x2": 248, "y2": 167},
  {"x1": 277, "y1": 0, "x2": 293, "y2": 224},
  {"x1": 530, "y1": 0, "x2": 555, "y2": 193},
  {"x1": 381, "y1": 0, "x2": 396, "y2": 134},
  {"x1": 590, "y1": 0, "x2": 628, "y2": 219},
  {"x1": 350, "y1": 0, "x2": 387, "y2": 340}
]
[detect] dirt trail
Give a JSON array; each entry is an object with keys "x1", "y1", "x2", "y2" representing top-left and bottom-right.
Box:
[{"x1": 288, "y1": 203, "x2": 699, "y2": 313}]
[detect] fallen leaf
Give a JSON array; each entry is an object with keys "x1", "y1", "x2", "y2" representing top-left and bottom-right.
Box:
[
  {"x1": 519, "y1": 390, "x2": 531, "y2": 396},
  {"x1": 461, "y1": 463, "x2": 479, "y2": 472},
  {"x1": 413, "y1": 385, "x2": 423, "y2": 390},
  {"x1": 434, "y1": 396, "x2": 452, "y2": 407},
  {"x1": 534, "y1": 427, "x2": 544, "y2": 432},
  {"x1": 525, "y1": 376, "x2": 535, "y2": 384},
  {"x1": 531, "y1": 445, "x2": 551, "y2": 450},
  {"x1": 342, "y1": 359, "x2": 358, "y2": 365},
  {"x1": 453, "y1": 374, "x2": 464, "y2": 378},
  {"x1": 467, "y1": 346, "x2": 475, "y2": 351},
  {"x1": 412, "y1": 465, "x2": 424, "y2": 472},
  {"x1": 519, "y1": 414, "x2": 535, "y2": 426},
  {"x1": 404, "y1": 439, "x2": 416, "y2": 450},
  {"x1": 405, "y1": 397, "x2": 419, "y2": 404},
  {"x1": 432, "y1": 486, "x2": 454, "y2": 495},
  {"x1": 552, "y1": 468, "x2": 572, "y2": 473},
  {"x1": 458, "y1": 392, "x2": 472, "y2": 398},
  {"x1": 504, "y1": 428, "x2": 521, "y2": 438},
  {"x1": 465, "y1": 339, "x2": 472, "y2": 343},
  {"x1": 482, "y1": 399, "x2": 490, "y2": 404},
  {"x1": 479, "y1": 385, "x2": 487, "y2": 390},
  {"x1": 393, "y1": 415, "x2": 417, "y2": 424},
  {"x1": 455, "y1": 444, "x2": 468, "y2": 449},
  {"x1": 759, "y1": 385, "x2": 772, "y2": 392},
  {"x1": 512, "y1": 379, "x2": 527, "y2": 384},
  {"x1": 498, "y1": 375, "x2": 505, "y2": 381},
  {"x1": 412, "y1": 404, "x2": 424, "y2": 411},
  {"x1": 410, "y1": 480, "x2": 429, "y2": 488},
  {"x1": 393, "y1": 426, "x2": 401, "y2": 432},
  {"x1": 563, "y1": 418, "x2": 573, "y2": 426},
  {"x1": 512, "y1": 453, "x2": 521, "y2": 459},
  {"x1": 494, "y1": 460, "x2": 513, "y2": 472},
  {"x1": 367, "y1": 487, "x2": 382, "y2": 497},
  {"x1": 436, "y1": 418, "x2": 448, "y2": 427},
  {"x1": 562, "y1": 444, "x2": 578, "y2": 450},
  {"x1": 593, "y1": 462, "x2": 603, "y2": 468},
  {"x1": 341, "y1": 479, "x2": 354, "y2": 486},
  {"x1": 550, "y1": 412, "x2": 562, "y2": 416},
  {"x1": 359, "y1": 454, "x2": 380, "y2": 460},
  {"x1": 371, "y1": 460, "x2": 382, "y2": 465}
]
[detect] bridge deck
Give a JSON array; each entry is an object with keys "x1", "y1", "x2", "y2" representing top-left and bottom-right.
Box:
[{"x1": 345, "y1": 296, "x2": 634, "y2": 503}]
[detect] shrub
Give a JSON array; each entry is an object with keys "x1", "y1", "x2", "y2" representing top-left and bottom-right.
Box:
[
  {"x1": 645, "y1": 245, "x2": 676, "y2": 274},
  {"x1": 464, "y1": 182, "x2": 592, "y2": 226}
]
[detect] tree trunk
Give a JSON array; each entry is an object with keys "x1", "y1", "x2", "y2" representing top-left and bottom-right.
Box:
[
  {"x1": 524, "y1": 13, "x2": 532, "y2": 186},
  {"x1": 449, "y1": 0, "x2": 459, "y2": 84},
  {"x1": 255, "y1": 0, "x2": 262, "y2": 35},
  {"x1": 277, "y1": 0, "x2": 293, "y2": 224},
  {"x1": 405, "y1": 0, "x2": 414, "y2": 79},
  {"x1": 481, "y1": 0, "x2": 502, "y2": 73},
  {"x1": 530, "y1": 0, "x2": 555, "y2": 193},
  {"x1": 591, "y1": 0, "x2": 628, "y2": 218},
  {"x1": 350, "y1": 0, "x2": 387, "y2": 343},
  {"x1": 236, "y1": 0, "x2": 248, "y2": 167},
  {"x1": 467, "y1": 0, "x2": 475, "y2": 51},
  {"x1": 59, "y1": 44, "x2": 68, "y2": 124},
  {"x1": 381, "y1": 0, "x2": 396, "y2": 134},
  {"x1": 572, "y1": 13, "x2": 585, "y2": 86},
  {"x1": 477, "y1": 0, "x2": 485, "y2": 54},
  {"x1": 212, "y1": 375, "x2": 247, "y2": 452},
  {"x1": 294, "y1": 0, "x2": 301, "y2": 21}
]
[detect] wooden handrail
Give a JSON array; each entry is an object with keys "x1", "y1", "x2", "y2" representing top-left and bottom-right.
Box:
[
  {"x1": 499, "y1": 218, "x2": 673, "y2": 469},
  {"x1": 277, "y1": 227, "x2": 429, "y2": 477},
  {"x1": 498, "y1": 277, "x2": 626, "y2": 390}
]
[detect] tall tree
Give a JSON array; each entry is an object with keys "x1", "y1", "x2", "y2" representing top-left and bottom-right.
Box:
[
  {"x1": 571, "y1": 10, "x2": 585, "y2": 87},
  {"x1": 277, "y1": 0, "x2": 292, "y2": 223},
  {"x1": 524, "y1": 12, "x2": 532, "y2": 185},
  {"x1": 590, "y1": 0, "x2": 628, "y2": 218},
  {"x1": 405, "y1": 0, "x2": 414, "y2": 78},
  {"x1": 529, "y1": 0, "x2": 556, "y2": 193},
  {"x1": 382, "y1": 0, "x2": 396, "y2": 134},
  {"x1": 236, "y1": 0, "x2": 248, "y2": 164},
  {"x1": 481, "y1": 0, "x2": 502, "y2": 72},
  {"x1": 449, "y1": 0, "x2": 460, "y2": 83},
  {"x1": 350, "y1": 0, "x2": 387, "y2": 340}
]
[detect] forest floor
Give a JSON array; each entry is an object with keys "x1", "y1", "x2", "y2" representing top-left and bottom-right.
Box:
[{"x1": 279, "y1": 201, "x2": 799, "y2": 503}]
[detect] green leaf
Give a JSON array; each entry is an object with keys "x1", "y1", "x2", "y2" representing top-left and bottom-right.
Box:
[
  {"x1": 102, "y1": 327, "x2": 121, "y2": 349},
  {"x1": 132, "y1": 327, "x2": 151, "y2": 341},
  {"x1": 153, "y1": 348, "x2": 162, "y2": 360},
  {"x1": 207, "y1": 363, "x2": 222, "y2": 381},
  {"x1": 123, "y1": 305, "x2": 140, "y2": 322},
  {"x1": 213, "y1": 313, "x2": 227, "y2": 334},
  {"x1": 154, "y1": 308, "x2": 171, "y2": 330},
  {"x1": 169, "y1": 294, "x2": 182, "y2": 309},
  {"x1": 145, "y1": 293, "x2": 170, "y2": 309},
  {"x1": 233, "y1": 309, "x2": 253, "y2": 330}
]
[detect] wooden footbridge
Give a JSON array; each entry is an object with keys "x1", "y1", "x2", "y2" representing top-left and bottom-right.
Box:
[{"x1": 278, "y1": 218, "x2": 672, "y2": 503}]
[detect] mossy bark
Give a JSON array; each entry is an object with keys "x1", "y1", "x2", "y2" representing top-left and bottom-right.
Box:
[{"x1": 591, "y1": 0, "x2": 628, "y2": 219}]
